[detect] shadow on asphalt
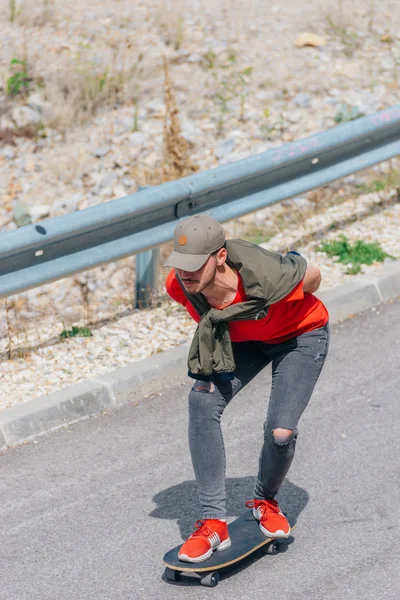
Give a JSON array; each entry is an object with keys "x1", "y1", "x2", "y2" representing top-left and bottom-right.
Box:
[{"x1": 150, "y1": 477, "x2": 309, "y2": 540}]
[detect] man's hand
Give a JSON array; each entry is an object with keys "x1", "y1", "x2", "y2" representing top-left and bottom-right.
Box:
[{"x1": 303, "y1": 265, "x2": 322, "y2": 294}]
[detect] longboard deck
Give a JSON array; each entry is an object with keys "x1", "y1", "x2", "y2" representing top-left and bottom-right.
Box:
[{"x1": 163, "y1": 509, "x2": 296, "y2": 573}]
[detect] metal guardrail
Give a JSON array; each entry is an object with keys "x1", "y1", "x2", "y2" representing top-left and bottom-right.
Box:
[{"x1": 0, "y1": 104, "x2": 399, "y2": 304}]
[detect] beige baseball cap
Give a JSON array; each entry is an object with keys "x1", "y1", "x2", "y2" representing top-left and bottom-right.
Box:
[{"x1": 163, "y1": 214, "x2": 226, "y2": 272}]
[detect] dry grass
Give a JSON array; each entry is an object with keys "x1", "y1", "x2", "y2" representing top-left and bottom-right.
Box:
[
  {"x1": 0, "y1": 258, "x2": 137, "y2": 361},
  {"x1": 131, "y1": 57, "x2": 199, "y2": 187},
  {"x1": 235, "y1": 160, "x2": 400, "y2": 248},
  {"x1": 47, "y1": 143, "x2": 92, "y2": 185},
  {"x1": 162, "y1": 57, "x2": 199, "y2": 180},
  {"x1": 1, "y1": 6, "x2": 155, "y2": 133},
  {"x1": 12, "y1": 0, "x2": 56, "y2": 27},
  {"x1": 42, "y1": 51, "x2": 145, "y2": 134},
  {"x1": 2, "y1": 295, "x2": 32, "y2": 360},
  {"x1": 151, "y1": 0, "x2": 186, "y2": 50},
  {"x1": 0, "y1": 58, "x2": 201, "y2": 359},
  {"x1": 1, "y1": 0, "x2": 399, "y2": 136},
  {"x1": 0, "y1": 123, "x2": 39, "y2": 145}
]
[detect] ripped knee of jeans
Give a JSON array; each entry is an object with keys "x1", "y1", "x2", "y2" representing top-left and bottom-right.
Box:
[
  {"x1": 191, "y1": 380, "x2": 216, "y2": 394},
  {"x1": 272, "y1": 427, "x2": 297, "y2": 446}
]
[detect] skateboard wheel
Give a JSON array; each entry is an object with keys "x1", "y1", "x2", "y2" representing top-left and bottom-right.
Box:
[
  {"x1": 164, "y1": 567, "x2": 181, "y2": 582},
  {"x1": 263, "y1": 540, "x2": 281, "y2": 555},
  {"x1": 200, "y1": 571, "x2": 219, "y2": 587},
  {"x1": 277, "y1": 541, "x2": 289, "y2": 553}
]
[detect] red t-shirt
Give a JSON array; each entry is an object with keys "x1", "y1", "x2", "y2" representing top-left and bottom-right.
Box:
[{"x1": 165, "y1": 269, "x2": 328, "y2": 344}]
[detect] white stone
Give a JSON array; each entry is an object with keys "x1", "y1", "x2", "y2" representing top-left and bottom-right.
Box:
[
  {"x1": 93, "y1": 147, "x2": 111, "y2": 158},
  {"x1": 187, "y1": 53, "x2": 204, "y2": 63},
  {"x1": 215, "y1": 138, "x2": 236, "y2": 159},
  {"x1": 293, "y1": 93, "x2": 311, "y2": 108},
  {"x1": 113, "y1": 184, "x2": 127, "y2": 199},
  {"x1": 100, "y1": 173, "x2": 118, "y2": 188},
  {"x1": 11, "y1": 105, "x2": 41, "y2": 128},
  {"x1": 128, "y1": 132, "x2": 148, "y2": 147},
  {"x1": 1, "y1": 146, "x2": 16, "y2": 160},
  {"x1": 30, "y1": 204, "x2": 52, "y2": 220}
]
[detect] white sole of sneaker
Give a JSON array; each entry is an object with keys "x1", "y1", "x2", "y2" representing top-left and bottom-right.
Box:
[
  {"x1": 259, "y1": 524, "x2": 290, "y2": 538},
  {"x1": 178, "y1": 537, "x2": 231, "y2": 563},
  {"x1": 252, "y1": 508, "x2": 290, "y2": 538},
  {"x1": 216, "y1": 537, "x2": 232, "y2": 551}
]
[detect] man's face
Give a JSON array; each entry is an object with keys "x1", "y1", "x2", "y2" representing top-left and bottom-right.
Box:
[{"x1": 176, "y1": 254, "x2": 219, "y2": 294}]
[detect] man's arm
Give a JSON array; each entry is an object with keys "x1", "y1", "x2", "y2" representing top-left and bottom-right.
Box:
[{"x1": 302, "y1": 265, "x2": 322, "y2": 293}]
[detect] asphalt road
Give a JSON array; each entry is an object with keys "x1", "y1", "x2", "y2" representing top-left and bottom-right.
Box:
[{"x1": 1, "y1": 298, "x2": 400, "y2": 600}]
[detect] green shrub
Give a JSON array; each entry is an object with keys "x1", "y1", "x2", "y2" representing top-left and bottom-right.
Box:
[
  {"x1": 355, "y1": 171, "x2": 400, "y2": 196},
  {"x1": 7, "y1": 58, "x2": 31, "y2": 96},
  {"x1": 60, "y1": 326, "x2": 93, "y2": 339},
  {"x1": 319, "y1": 235, "x2": 394, "y2": 274}
]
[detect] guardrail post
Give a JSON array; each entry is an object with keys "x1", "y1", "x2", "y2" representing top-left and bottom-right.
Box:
[
  {"x1": 135, "y1": 248, "x2": 160, "y2": 309},
  {"x1": 135, "y1": 186, "x2": 159, "y2": 309}
]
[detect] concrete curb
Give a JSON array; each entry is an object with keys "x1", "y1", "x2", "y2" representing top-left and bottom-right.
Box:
[
  {"x1": 2, "y1": 260, "x2": 400, "y2": 451},
  {"x1": 0, "y1": 344, "x2": 189, "y2": 450}
]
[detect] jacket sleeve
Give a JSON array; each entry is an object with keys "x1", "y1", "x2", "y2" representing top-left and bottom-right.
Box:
[
  {"x1": 225, "y1": 238, "x2": 307, "y2": 306},
  {"x1": 262, "y1": 250, "x2": 307, "y2": 304}
]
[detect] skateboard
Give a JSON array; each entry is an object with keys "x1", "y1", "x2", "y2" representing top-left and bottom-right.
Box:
[{"x1": 163, "y1": 509, "x2": 296, "y2": 587}]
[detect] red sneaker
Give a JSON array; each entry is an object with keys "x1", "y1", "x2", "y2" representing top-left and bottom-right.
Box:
[
  {"x1": 178, "y1": 519, "x2": 231, "y2": 563},
  {"x1": 246, "y1": 499, "x2": 290, "y2": 538}
]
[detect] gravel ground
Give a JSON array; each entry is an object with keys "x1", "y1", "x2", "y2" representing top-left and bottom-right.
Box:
[{"x1": 0, "y1": 0, "x2": 399, "y2": 410}]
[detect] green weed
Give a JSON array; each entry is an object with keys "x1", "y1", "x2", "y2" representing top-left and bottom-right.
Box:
[
  {"x1": 319, "y1": 235, "x2": 394, "y2": 274},
  {"x1": 355, "y1": 179, "x2": 386, "y2": 194},
  {"x1": 261, "y1": 107, "x2": 285, "y2": 139},
  {"x1": 207, "y1": 52, "x2": 253, "y2": 136},
  {"x1": 326, "y1": 16, "x2": 361, "y2": 57},
  {"x1": 244, "y1": 226, "x2": 275, "y2": 245},
  {"x1": 328, "y1": 222, "x2": 339, "y2": 231},
  {"x1": 204, "y1": 50, "x2": 217, "y2": 70},
  {"x1": 60, "y1": 326, "x2": 93, "y2": 339},
  {"x1": 9, "y1": 0, "x2": 17, "y2": 22},
  {"x1": 98, "y1": 71, "x2": 108, "y2": 93},
  {"x1": 131, "y1": 84, "x2": 141, "y2": 132},
  {"x1": 7, "y1": 58, "x2": 31, "y2": 96},
  {"x1": 354, "y1": 168, "x2": 400, "y2": 198}
]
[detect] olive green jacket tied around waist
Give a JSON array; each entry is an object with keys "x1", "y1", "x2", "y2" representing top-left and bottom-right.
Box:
[{"x1": 176, "y1": 239, "x2": 307, "y2": 382}]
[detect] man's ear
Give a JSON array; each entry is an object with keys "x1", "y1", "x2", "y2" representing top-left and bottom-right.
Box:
[{"x1": 217, "y1": 247, "x2": 227, "y2": 266}]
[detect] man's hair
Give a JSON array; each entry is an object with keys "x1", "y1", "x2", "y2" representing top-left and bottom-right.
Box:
[{"x1": 210, "y1": 243, "x2": 226, "y2": 257}]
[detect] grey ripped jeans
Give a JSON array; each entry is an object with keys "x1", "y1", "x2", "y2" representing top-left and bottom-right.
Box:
[{"x1": 188, "y1": 323, "x2": 330, "y2": 519}]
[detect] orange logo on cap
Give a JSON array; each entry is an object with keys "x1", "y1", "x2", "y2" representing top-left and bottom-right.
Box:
[{"x1": 178, "y1": 235, "x2": 188, "y2": 246}]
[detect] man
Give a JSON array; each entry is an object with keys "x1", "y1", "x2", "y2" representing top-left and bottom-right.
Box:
[{"x1": 164, "y1": 214, "x2": 329, "y2": 563}]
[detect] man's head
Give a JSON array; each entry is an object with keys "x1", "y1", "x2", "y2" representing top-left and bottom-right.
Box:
[{"x1": 163, "y1": 214, "x2": 227, "y2": 294}]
